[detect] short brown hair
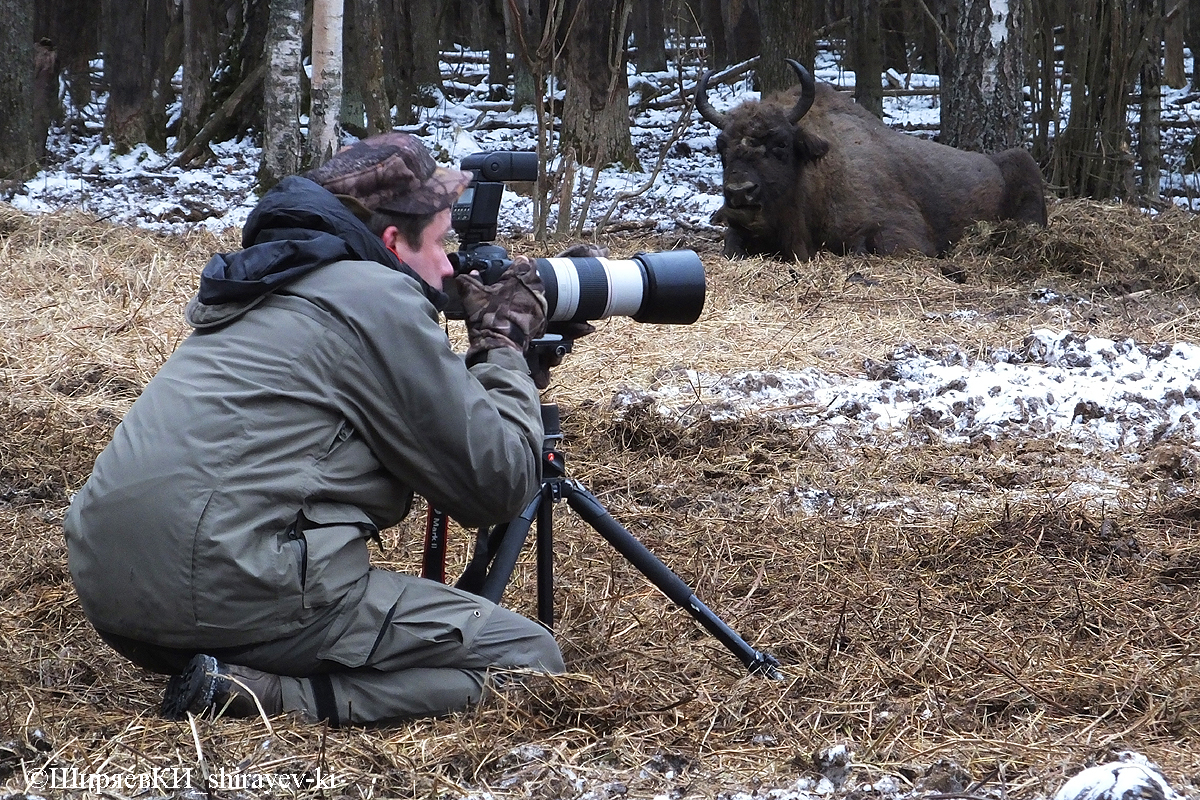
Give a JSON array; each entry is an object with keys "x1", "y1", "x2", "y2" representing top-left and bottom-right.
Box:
[{"x1": 366, "y1": 209, "x2": 433, "y2": 251}]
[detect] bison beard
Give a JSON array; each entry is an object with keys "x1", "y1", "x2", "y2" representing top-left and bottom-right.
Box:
[{"x1": 696, "y1": 60, "x2": 1048, "y2": 262}]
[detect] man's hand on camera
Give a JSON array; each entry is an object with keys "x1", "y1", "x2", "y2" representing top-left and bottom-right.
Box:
[{"x1": 455, "y1": 255, "x2": 548, "y2": 366}]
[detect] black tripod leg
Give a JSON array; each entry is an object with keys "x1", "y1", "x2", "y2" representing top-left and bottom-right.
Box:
[
  {"x1": 479, "y1": 490, "x2": 543, "y2": 604},
  {"x1": 561, "y1": 481, "x2": 781, "y2": 678},
  {"x1": 536, "y1": 489, "x2": 555, "y2": 626}
]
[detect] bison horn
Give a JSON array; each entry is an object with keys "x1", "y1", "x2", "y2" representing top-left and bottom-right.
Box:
[
  {"x1": 785, "y1": 59, "x2": 816, "y2": 124},
  {"x1": 695, "y1": 69, "x2": 728, "y2": 129}
]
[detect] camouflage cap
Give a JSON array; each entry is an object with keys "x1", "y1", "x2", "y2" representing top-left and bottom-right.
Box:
[{"x1": 305, "y1": 132, "x2": 472, "y2": 217}]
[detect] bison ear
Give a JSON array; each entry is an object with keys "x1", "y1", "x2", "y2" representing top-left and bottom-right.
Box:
[{"x1": 794, "y1": 129, "x2": 830, "y2": 163}]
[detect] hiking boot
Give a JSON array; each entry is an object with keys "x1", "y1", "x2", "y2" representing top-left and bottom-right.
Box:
[{"x1": 160, "y1": 654, "x2": 283, "y2": 720}]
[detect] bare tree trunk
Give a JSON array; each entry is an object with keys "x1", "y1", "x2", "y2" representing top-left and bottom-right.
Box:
[
  {"x1": 758, "y1": 0, "x2": 814, "y2": 94},
  {"x1": 0, "y1": 0, "x2": 36, "y2": 181},
  {"x1": 1051, "y1": 0, "x2": 1154, "y2": 200},
  {"x1": 724, "y1": 0, "x2": 760, "y2": 68},
  {"x1": 1028, "y1": 0, "x2": 1060, "y2": 167},
  {"x1": 102, "y1": 0, "x2": 169, "y2": 153},
  {"x1": 209, "y1": 0, "x2": 271, "y2": 144},
  {"x1": 633, "y1": 0, "x2": 667, "y2": 72},
  {"x1": 935, "y1": 0, "x2": 957, "y2": 89},
  {"x1": 1187, "y1": 0, "x2": 1200, "y2": 89},
  {"x1": 342, "y1": 0, "x2": 390, "y2": 135},
  {"x1": 258, "y1": 0, "x2": 304, "y2": 191},
  {"x1": 180, "y1": 0, "x2": 219, "y2": 148},
  {"x1": 560, "y1": 0, "x2": 637, "y2": 169},
  {"x1": 384, "y1": 0, "x2": 445, "y2": 125},
  {"x1": 308, "y1": 0, "x2": 344, "y2": 168},
  {"x1": 906, "y1": 0, "x2": 942, "y2": 73},
  {"x1": 941, "y1": 0, "x2": 1026, "y2": 153},
  {"x1": 1140, "y1": 2, "x2": 1163, "y2": 203},
  {"x1": 882, "y1": 0, "x2": 909, "y2": 72},
  {"x1": 849, "y1": 0, "x2": 884, "y2": 118},
  {"x1": 1165, "y1": 0, "x2": 1186, "y2": 88},
  {"x1": 32, "y1": 37, "x2": 58, "y2": 162},
  {"x1": 36, "y1": 0, "x2": 98, "y2": 127},
  {"x1": 695, "y1": 0, "x2": 728, "y2": 68},
  {"x1": 483, "y1": 0, "x2": 509, "y2": 100},
  {"x1": 157, "y1": 0, "x2": 184, "y2": 138},
  {"x1": 507, "y1": 0, "x2": 546, "y2": 110}
]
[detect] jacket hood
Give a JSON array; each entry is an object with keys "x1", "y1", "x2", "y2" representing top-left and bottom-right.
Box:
[{"x1": 187, "y1": 176, "x2": 447, "y2": 328}]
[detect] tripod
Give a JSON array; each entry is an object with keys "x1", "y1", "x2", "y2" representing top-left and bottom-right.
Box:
[{"x1": 425, "y1": 340, "x2": 781, "y2": 678}]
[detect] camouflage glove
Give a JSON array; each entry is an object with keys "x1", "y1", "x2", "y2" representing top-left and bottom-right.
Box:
[{"x1": 455, "y1": 254, "x2": 548, "y2": 365}]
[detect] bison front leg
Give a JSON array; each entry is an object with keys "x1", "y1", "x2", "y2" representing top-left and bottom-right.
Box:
[{"x1": 723, "y1": 226, "x2": 749, "y2": 258}]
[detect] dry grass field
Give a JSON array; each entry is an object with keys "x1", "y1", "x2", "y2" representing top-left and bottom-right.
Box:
[{"x1": 3, "y1": 199, "x2": 1200, "y2": 799}]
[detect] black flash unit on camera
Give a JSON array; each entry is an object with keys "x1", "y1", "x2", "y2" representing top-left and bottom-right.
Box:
[{"x1": 452, "y1": 152, "x2": 539, "y2": 245}]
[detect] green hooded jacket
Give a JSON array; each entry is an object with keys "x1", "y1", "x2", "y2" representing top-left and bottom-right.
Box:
[{"x1": 64, "y1": 177, "x2": 543, "y2": 648}]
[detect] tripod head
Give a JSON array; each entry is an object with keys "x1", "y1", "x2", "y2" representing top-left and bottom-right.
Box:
[{"x1": 525, "y1": 332, "x2": 576, "y2": 391}]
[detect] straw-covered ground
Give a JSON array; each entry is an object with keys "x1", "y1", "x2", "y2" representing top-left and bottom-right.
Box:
[{"x1": 3, "y1": 199, "x2": 1200, "y2": 799}]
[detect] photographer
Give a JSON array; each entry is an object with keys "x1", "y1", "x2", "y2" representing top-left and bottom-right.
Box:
[{"x1": 63, "y1": 133, "x2": 565, "y2": 725}]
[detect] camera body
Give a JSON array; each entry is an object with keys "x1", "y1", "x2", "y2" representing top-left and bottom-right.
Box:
[
  {"x1": 452, "y1": 152, "x2": 539, "y2": 247},
  {"x1": 449, "y1": 151, "x2": 706, "y2": 326}
]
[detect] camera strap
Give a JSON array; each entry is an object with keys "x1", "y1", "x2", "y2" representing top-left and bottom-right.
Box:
[{"x1": 420, "y1": 507, "x2": 449, "y2": 583}]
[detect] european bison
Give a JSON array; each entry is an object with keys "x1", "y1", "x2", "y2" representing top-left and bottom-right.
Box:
[{"x1": 696, "y1": 60, "x2": 1047, "y2": 261}]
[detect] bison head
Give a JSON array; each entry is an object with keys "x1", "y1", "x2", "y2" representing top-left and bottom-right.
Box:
[{"x1": 696, "y1": 60, "x2": 830, "y2": 257}]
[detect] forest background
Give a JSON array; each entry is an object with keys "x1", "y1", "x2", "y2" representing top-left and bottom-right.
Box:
[{"x1": 0, "y1": 0, "x2": 1199, "y2": 222}]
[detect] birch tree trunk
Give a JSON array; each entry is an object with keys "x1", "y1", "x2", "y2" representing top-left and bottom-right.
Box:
[
  {"x1": 308, "y1": 0, "x2": 344, "y2": 168},
  {"x1": 941, "y1": 0, "x2": 1026, "y2": 153},
  {"x1": 258, "y1": 0, "x2": 304, "y2": 191},
  {"x1": 0, "y1": 0, "x2": 36, "y2": 181}
]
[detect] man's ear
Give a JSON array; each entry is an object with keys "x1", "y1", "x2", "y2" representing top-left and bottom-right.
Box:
[
  {"x1": 382, "y1": 225, "x2": 413, "y2": 261},
  {"x1": 381, "y1": 225, "x2": 400, "y2": 250}
]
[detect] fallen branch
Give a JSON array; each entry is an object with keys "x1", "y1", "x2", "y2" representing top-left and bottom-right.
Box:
[{"x1": 171, "y1": 61, "x2": 268, "y2": 169}]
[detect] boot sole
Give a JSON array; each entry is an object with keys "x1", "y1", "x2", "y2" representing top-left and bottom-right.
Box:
[{"x1": 160, "y1": 654, "x2": 218, "y2": 720}]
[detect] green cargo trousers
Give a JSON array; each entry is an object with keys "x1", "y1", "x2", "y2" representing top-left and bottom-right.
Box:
[{"x1": 100, "y1": 569, "x2": 564, "y2": 725}]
